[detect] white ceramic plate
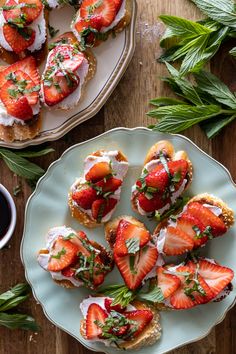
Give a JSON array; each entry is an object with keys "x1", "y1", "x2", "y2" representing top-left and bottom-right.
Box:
[
  {"x1": 0, "y1": 2, "x2": 137, "y2": 149},
  {"x1": 21, "y1": 127, "x2": 236, "y2": 354}
]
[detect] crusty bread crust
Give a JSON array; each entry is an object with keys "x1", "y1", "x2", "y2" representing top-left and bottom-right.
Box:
[
  {"x1": 68, "y1": 150, "x2": 128, "y2": 228},
  {"x1": 80, "y1": 300, "x2": 161, "y2": 350},
  {"x1": 153, "y1": 193, "x2": 234, "y2": 236},
  {"x1": 131, "y1": 140, "x2": 193, "y2": 214},
  {"x1": 104, "y1": 215, "x2": 147, "y2": 249}
]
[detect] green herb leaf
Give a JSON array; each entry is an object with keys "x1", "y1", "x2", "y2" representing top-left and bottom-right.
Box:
[
  {"x1": 16, "y1": 148, "x2": 54, "y2": 158},
  {"x1": 150, "y1": 97, "x2": 186, "y2": 107},
  {"x1": 125, "y1": 238, "x2": 140, "y2": 254},
  {"x1": 0, "y1": 295, "x2": 29, "y2": 312},
  {"x1": 0, "y1": 283, "x2": 30, "y2": 306},
  {"x1": 48, "y1": 24, "x2": 59, "y2": 38},
  {"x1": 201, "y1": 114, "x2": 236, "y2": 138},
  {"x1": 0, "y1": 313, "x2": 39, "y2": 331},
  {"x1": 229, "y1": 46, "x2": 236, "y2": 56},
  {"x1": 138, "y1": 284, "x2": 164, "y2": 303},
  {"x1": 98, "y1": 284, "x2": 137, "y2": 308}
]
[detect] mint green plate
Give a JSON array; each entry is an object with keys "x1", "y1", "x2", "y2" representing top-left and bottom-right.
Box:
[{"x1": 21, "y1": 127, "x2": 236, "y2": 353}]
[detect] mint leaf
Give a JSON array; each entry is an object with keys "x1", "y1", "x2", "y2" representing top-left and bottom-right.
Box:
[
  {"x1": 229, "y1": 46, "x2": 236, "y2": 56},
  {"x1": 125, "y1": 238, "x2": 140, "y2": 254},
  {"x1": 201, "y1": 114, "x2": 236, "y2": 138},
  {"x1": 16, "y1": 148, "x2": 54, "y2": 158},
  {"x1": 150, "y1": 97, "x2": 185, "y2": 107},
  {"x1": 98, "y1": 284, "x2": 137, "y2": 308},
  {"x1": 138, "y1": 285, "x2": 164, "y2": 303}
]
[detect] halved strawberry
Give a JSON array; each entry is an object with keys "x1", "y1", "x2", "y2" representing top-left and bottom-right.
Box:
[
  {"x1": 177, "y1": 213, "x2": 208, "y2": 247},
  {"x1": 168, "y1": 159, "x2": 189, "y2": 190},
  {"x1": 163, "y1": 226, "x2": 194, "y2": 256},
  {"x1": 169, "y1": 266, "x2": 214, "y2": 309},
  {"x1": 85, "y1": 161, "x2": 112, "y2": 182},
  {"x1": 80, "y1": 0, "x2": 116, "y2": 27},
  {"x1": 187, "y1": 202, "x2": 227, "y2": 237},
  {"x1": 113, "y1": 0, "x2": 122, "y2": 12},
  {"x1": 3, "y1": 0, "x2": 21, "y2": 23},
  {"x1": 0, "y1": 95, "x2": 33, "y2": 120},
  {"x1": 156, "y1": 266, "x2": 181, "y2": 299},
  {"x1": 61, "y1": 266, "x2": 75, "y2": 277},
  {"x1": 114, "y1": 246, "x2": 158, "y2": 290},
  {"x1": 68, "y1": 231, "x2": 91, "y2": 257},
  {"x1": 75, "y1": 14, "x2": 103, "y2": 34},
  {"x1": 187, "y1": 259, "x2": 234, "y2": 297},
  {"x1": 137, "y1": 192, "x2": 165, "y2": 213},
  {"x1": 72, "y1": 187, "x2": 97, "y2": 210},
  {"x1": 86, "y1": 303, "x2": 108, "y2": 340},
  {"x1": 43, "y1": 72, "x2": 79, "y2": 106},
  {"x1": 95, "y1": 177, "x2": 122, "y2": 193},
  {"x1": 144, "y1": 166, "x2": 169, "y2": 192},
  {"x1": 114, "y1": 219, "x2": 150, "y2": 257},
  {"x1": 3, "y1": 24, "x2": 36, "y2": 54},
  {"x1": 104, "y1": 298, "x2": 126, "y2": 313},
  {"x1": 91, "y1": 198, "x2": 117, "y2": 221},
  {"x1": 0, "y1": 56, "x2": 40, "y2": 86},
  {"x1": 19, "y1": 0, "x2": 43, "y2": 24},
  {"x1": 47, "y1": 237, "x2": 79, "y2": 272},
  {"x1": 49, "y1": 45, "x2": 85, "y2": 73},
  {"x1": 124, "y1": 310, "x2": 153, "y2": 337}
]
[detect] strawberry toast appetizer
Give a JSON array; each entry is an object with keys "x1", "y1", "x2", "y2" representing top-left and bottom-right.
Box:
[
  {"x1": 131, "y1": 140, "x2": 193, "y2": 218},
  {"x1": 105, "y1": 216, "x2": 159, "y2": 290},
  {"x1": 68, "y1": 149, "x2": 129, "y2": 227},
  {"x1": 71, "y1": 0, "x2": 132, "y2": 49},
  {"x1": 0, "y1": 56, "x2": 41, "y2": 142},
  {"x1": 80, "y1": 296, "x2": 161, "y2": 349},
  {"x1": 0, "y1": 0, "x2": 46, "y2": 61},
  {"x1": 41, "y1": 32, "x2": 96, "y2": 109},
  {"x1": 38, "y1": 226, "x2": 113, "y2": 289},
  {"x1": 153, "y1": 193, "x2": 234, "y2": 257},
  {"x1": 150, "y1": 258, "x2": 234, "y2": 310}
]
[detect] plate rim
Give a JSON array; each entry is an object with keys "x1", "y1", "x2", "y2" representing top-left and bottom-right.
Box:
[
  {"x1": 0, "y1": 1, "x2": 137, "y2": 149},
  {"x1": 20, "y1": 127, "x2": 236, "y2": 354}
]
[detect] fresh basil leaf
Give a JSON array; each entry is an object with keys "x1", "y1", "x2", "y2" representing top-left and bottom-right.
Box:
[
  {"x1": 16, "y1": 148, "x2": 54, "y2": 158},
  {"x1": 0, "y1": 284, "x2": 30, "y2": 306},
  {"x1": 150, "y1": 97, "x2": 185, "y2": 107},
  {"x1": 150, "y1": 105, "x2": 222, "y2": 133},
  {"x1": 201, "y1": 114, "x2": 236, "y2": 138},
  {"x1": 0, "y1": 313, "x2": 39, "y2": 331},
  {"x1": 0, "y1": 295, "x2": 29, "y2": 312},
  {"x1": 0, "y1": 148, "x2": 45, "y2": 180},
  {"x1": 138, "y1": 285, "x2": 164, "y2": 303},
  {"x1": 194, "y1": 70, "x2": 236, "y2": 109},
  {"x1": 192, "y1": 0, "x2": 236, "y2": 28}
]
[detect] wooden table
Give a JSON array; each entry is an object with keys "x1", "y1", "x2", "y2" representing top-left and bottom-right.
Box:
[{"x1": 1, "y1": 0, "x2": 236, "y2": 353}]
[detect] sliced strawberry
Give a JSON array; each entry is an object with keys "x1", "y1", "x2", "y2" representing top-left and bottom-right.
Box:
[
  {"x1": 177, "y1": 213, "x2": 208, "y2": 247},
  {"x1": 68, "y1": 231, "x2": 91, "y2": 257},
  {"x1": 85, "y1": 161, "x2": 112, "y2": 182},
  {"x1": 80, "y1": 0, "x2": 116, "y2": 27},
  {"x1": 3, "y1": 0, "x2": 21, "y2": 23},
  {"x1": 91, "y1": 198, "x2": 117, "y2": 221},
  {"x1": 144, "y1": 166, "x2": 169, "y2": 192},
  {"x1": 75, "y1": 14, "x2": 103, "y2": 34},
  {"x1": 124, "y1": 310, "x2": 153, "y2": 337},
  {"x1": 104, "y1": 298, "x2": 126, "y2": 313},
  {"x1": 114, "y1": 219, "x2": 150, "y2": 257},
  {"x1": 114, "y1": 246, "x2": 158, "y2": 290},
  {"x1": 1, "y1": 95, "x2": 33, "y2": 120},
  {"x1": 3, "y1": 24, "x2": 35, "y2": 54},
  {"x1": 72, "y1": 187, "x2": 97, "y2": 210},
  {"x1": 86, "y1": 303, "x2": 108, "y2": 340},
  {"x1": 50, "y1": 32, "x2": 78, "y2": 48},
  {"x1": 187, "y1": 202, "x2": 227, "y2": 237},
  {"x1": 49, "y1": 45, "x2": 85, "y2": 73},
  {"x1": 113, "y1": 0, "x2": 122, "y2": 12},
  {"x1": 156, "y1": 266, "x2": 181, "y2": 299},
  {"x1": 19, "y1": 0, "x2": 43, "y2": 24},
  {"x1": 137, "y1": 192, "x2": 165, "y2": 213},
  {"x1": 163, "y1": 226, "x2": 194, "y2": 256},
  {"x1": 168, "y1": 159, "x2": 189, "y2": 189},
  {"x1": 95, "y1": 177, "x2": 122, "y2": 193},
  {"x1": 61, "y1": 266, "x2": 75, "y2": 277},
  {"x1": 187, "y1": 259, "x2": 234, "y2": 297},
  {"x1": 169, "y1": 266, "x2": 214, "y2": 309},
  {"x1": 43, "y1": 72, "x2": 79, "y2": 106},
  {"x1": 47, "y1": 237, "x2": 79, "y2": 272}
]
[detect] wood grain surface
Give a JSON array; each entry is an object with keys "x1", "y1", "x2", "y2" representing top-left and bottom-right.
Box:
[{"x1": 1, "y1": 0, "x2": 236, "y2": 353}]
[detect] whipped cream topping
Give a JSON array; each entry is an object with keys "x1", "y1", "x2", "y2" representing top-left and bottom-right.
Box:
[
  {"x1": 71, "y1": 150, "x2": 128, "y2": 223},
  {"x1": 37, "y1": 226, "x2": 83, "y2": 287},
  {"x1": 0, "y1": 1, "x2": 46, "y2": 53}
]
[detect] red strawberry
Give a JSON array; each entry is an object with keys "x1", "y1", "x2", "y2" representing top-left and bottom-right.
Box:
[
  {"x1": 169, "y1": 266, "x2": 214, "y2": 309},
  {"x1": 61, "y1": 266, "x2": 75, "y2": 277},
  {"x1": 177, "y1": 213, "x2": 208, "y2": 247},
  {"x1": 19, "y1": 0, "x2": 43, "y2": 24},
  {"x1": 49, "y1": 45, "x2": 85, "y2": 73},
  {"x1": 113, "y1": 0, "x2": 122, "y2": 12},
  {"x1": 114, "y1": 219, "x2": 150, "y2": 257},
  {"x1": 47, "y1": 237, "x2": 79, "y2": 272},
  {"x1": 187, "y1": 202, "x2": 227, "y2": 237},
  {"x1": 91, "y1": 198, "x2": 117, "y2": 221},
  {"x1": 104, "y1": 298, "x2": 126, "y2": 313},
  {"x1": 168, "y1": 159, "x2": 189, "y2": 189},
  {"x1": 75, "y1": 14, "x2": 103, "y2": 34},
  {"x1": 124, "y1": 310, "x2": 153, "y2": 337},
  {"x1": 137, "y1": 192, "x2": 165, "y2": 213},
  {"x1": 86, "y1": 303, "x2": 108, "y2": 339},
  {"x1": 0, "y1": 95, "x2": 33, "y2": 120},
  {"x1": 3, "y1": 24, "x2": 35, "y2": 54},
  {"x1": 95, "y1": 177, "x2": 122, "y2": 193},
  {"x1": 85, "y1": 161, "x2": 112, "y2": 182},
  {"x1": 43, "y1": 72, "x2": 79, "y2": 106},
  {"x1": 187, "y1": 259, "x2": 234, "y2": 297},
  {"x1": 0, "y1": 56, "x2": 40, "y2": 86},
  {"x1": 80, "y1": 0, "x2": 116, "y2": 27},
  {"x1": 156, "y1": 266, "x2": 181, "y2": 299},
  {"x1": 72, "y1": 187, "x2": 97, "y2": 210},
  {"x1": 114, "y1": 246, "x2": 158, "y2": 290},
  {"x1": 145, "y1": 167, "x2": 169, "y2": 192},
  {"x1": 163, "y1": 226, "x2": 194, "y2": 256},
  {"x1": 69, "y1": 231, "x2": 91, "y2": 257},
  {"x1": 3, "y1": 0, "x2": 21, "y2": 23}
]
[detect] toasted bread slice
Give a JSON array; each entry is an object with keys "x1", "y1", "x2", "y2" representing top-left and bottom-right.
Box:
[
  {"x1": 131, "y1": 140, "x2": 193, "y2": 215},
  {"x1": 105, "y1": 215, "x2": 147, "y2": 249},
  {"x1": 153, "y1": 193, "x2": 234, "y2": 236},
  {"x1": 68, "y1": 150, "x2": 128, "y2": 228},
  {"x1": 80, "y1": 300, "x2": 161, "y2": 350}
]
